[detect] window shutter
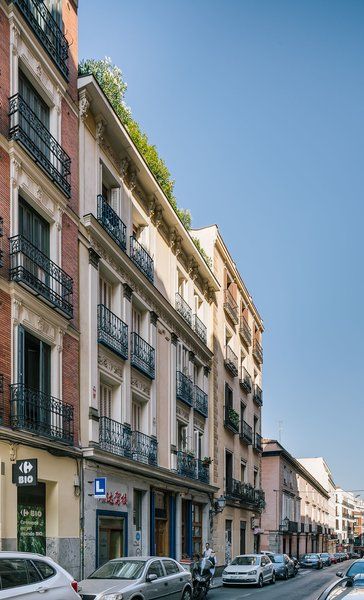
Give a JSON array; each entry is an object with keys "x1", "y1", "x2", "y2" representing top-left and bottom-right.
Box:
[
  {"x1": 17, "y1": 325, "x2": 25, "y2": 385},
  {"x1": 110, "y1": 188, "x2": 120, "y2": 215}
]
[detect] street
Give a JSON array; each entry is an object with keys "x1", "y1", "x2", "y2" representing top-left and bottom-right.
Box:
[{"x1": 209, "y1": 562, "x2": 352, "y2": 600}]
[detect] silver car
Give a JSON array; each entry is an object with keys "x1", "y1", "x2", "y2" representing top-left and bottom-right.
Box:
[{"x1": 78, "y1": 557, "x2": 192, "y2": 600}]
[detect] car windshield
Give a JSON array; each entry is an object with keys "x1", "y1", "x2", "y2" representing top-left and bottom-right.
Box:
[
  {"x1": 347, "y1": 563, "x2": 364, "y2": 577},
  {"x1": 271, "y1": 555, "x2": 284, "y2": 563},
  {"x1": 304, "y1": 554, "x2": 318, "y2": 559},
  {"x1": 230, "y1": 556, "x2": 258, "y2": 566},
  {"x1": 89, "y1": 560, "x2": 145, "y2": 580}
]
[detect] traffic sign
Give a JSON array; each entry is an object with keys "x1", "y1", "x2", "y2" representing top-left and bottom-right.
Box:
[
  {"x1": 94, "y1": 477, "x2": 107, "y2": 498},
  {"x1": 12, "y1": 459, "x2": 38, "y2": 487}
]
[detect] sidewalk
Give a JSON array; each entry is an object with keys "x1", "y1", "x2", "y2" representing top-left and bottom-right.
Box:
[{"x1": 211, "y1": 576, "x2": 223, "y2": 588}]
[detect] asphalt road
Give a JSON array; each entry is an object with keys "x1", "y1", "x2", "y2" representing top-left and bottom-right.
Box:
[{"x1": 209, "y1": 562, "x2": 353, "y2": 600}]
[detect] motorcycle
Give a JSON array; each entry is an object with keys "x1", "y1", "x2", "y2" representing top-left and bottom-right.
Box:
[{"x1": 192, "y1": 558, "x2": 213, "y2": 599}]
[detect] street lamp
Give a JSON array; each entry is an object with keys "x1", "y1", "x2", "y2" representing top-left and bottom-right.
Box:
[{"x1": 210, "y1": 494, "x2": 226, "y2": 516}]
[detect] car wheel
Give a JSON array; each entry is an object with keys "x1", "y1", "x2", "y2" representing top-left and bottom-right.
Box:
[
  {"x1": 270, "y1": 571, "x2": 276, "y2": 584},
  {"x1": 284, "y1": 568, "x2": 288, "y2": 580},
  {"x1": 257, "y1": 574, "x2": 264, "y2": 588},
  {"x1": 181, "y1": 588, "x2": 192, "y2": 600}
]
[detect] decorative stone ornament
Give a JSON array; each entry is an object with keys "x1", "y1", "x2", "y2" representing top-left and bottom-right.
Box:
[
  {"x1": 88, "y1": 248, "x2": 100, "y2": 268},
  {"x1": 123, "y1": 283, "x2": 133, "y2": 301},
  {"x1": 79, "y1": 90, "x2": 90, "y2": 121},
  {"x1": 150, "y1": 311, "x2": 159, "y2": 326}
]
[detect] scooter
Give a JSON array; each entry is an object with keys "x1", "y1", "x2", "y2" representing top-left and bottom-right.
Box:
[{"x1": 192, "y1": 558, "x2": 213, "y2": 599}]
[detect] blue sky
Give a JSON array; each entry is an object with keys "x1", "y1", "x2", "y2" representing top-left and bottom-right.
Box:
[{"x1": 79, "y1": 0, "x2": 364, "y2": 491}]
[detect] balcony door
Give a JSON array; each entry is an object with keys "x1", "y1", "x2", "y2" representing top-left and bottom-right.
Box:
[
  {"x1": 19, "y1": 73, "x2": 50, "y2": 158},
  {"x1": 225, "y1": 451, "x2": 233, "y2": 495},
  {"x1": 19, "y1": 198, "x2": 50, "y2": 290}
]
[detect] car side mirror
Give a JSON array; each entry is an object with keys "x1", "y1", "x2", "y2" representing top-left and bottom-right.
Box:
[
  {"x1": 336, "y1": 572, "x2": 344, "y2": 578},
  {"x1": 346, "y1": 578, "x2": 354, "y2": 588},
  {"x1": 147, "y1": 574, "x2": 158, "y2": 583}
]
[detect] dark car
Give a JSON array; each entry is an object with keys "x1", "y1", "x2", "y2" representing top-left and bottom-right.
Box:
[
  {"x1": 271, "y1": 554, "x2": 296, "y2": 579},
  {"x1": 334, "y1": 553, "x2": 345, "y2": 563},
  {"x1": 319, "y1": 553, "x2": 332, "y2": 567},
  {"x1": 300, "y1": 553, "x2": 323, "y2": 569},
  {"x1": 337, "y1": 559, "x2": 364, "y2": 581}
]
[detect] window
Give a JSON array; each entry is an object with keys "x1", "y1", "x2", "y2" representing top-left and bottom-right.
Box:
[
  {"x1": 19, "y1": 198, "x2": 49, "y2": 256},
  {"x1": 254, "y1": 470, "x2": 258, "y2": 488},
  {"x1": 26, "y1": 561, "x2": 42, "y2": 583},
  {"x1": 177, "y1": 343, "x2": 189, "y2": 373},
  {"x1": 19, "y1": 73, "x2": 50, "y2": 128},
  {"x1": 178, "y1": 271, "x2": 186, "y2": 298},
  {"x1": 225, "y1": 383, "x2": 233, "y2": 409},
  {"x1": 192, "y1": 503, "x2": 203, "y2": 555},
  {"x1": 132, "y1": 307, "x2": 142, "y2": 335},
  {"x1": 194, "y1": 292, "x2": 202, "y2": 315},
  {"x1": 31, "y1": 561, "x2": 55, "y2": 580},
  {"x1": 99, "y1": 277, "x2": 112, "y2": 309},
  {"x1": 177, "y1": 422, "x2": 188, "y2": 452},
  {"x1": 132, "y1": 402, "x2": 142, "y2": 432},
  {"x1": 133, "y1": 490, "x2": 143, "y2": 531},
  {"x1": 0, "y1": 559, "x2": 29, "y2": 589},
  {"x1": 225, "y1": 451, "x2": 233, "y2": 492},
  {"x1": 240, "y1": 462, "x2": 246, "y2": 483},
  {"x1": 163, "y1": 560, "x2": 180, "y2": 575},
  {"x1": 194, "y1": 429, "x2": 203, "y2": 459},
  {"x1": 98, "y1": 515, "x2": 126, "y2": 567},
  {"x1": 147, "y1": 560, "x2": 164, "y2": 579},
  {"x1": 99, "y1": 383, "x2": 112, "y2": 418},
  {"x1": 225, "y1": 519, "x2": 232, "y2": 544}
]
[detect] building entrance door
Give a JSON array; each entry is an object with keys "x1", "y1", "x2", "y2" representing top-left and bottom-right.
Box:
[
  {"x1": 240, "y1": 521, "x2": 246, "y2": 555},
  {"x1": 97, "y1": 512, "x2": 127, "y2": 567}
]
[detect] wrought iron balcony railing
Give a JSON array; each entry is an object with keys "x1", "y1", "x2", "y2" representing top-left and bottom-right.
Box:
[
  {"x1": 194, "y1": 385, "x2": 208, "y2": 418},
  {"x1": 130, "y1": 236, "x2": 154, "y2": 283},
  {"x1": 131, "y1": 430, "x2": 158, "y2": 466},
  {"x1": 12, "y1": 0, "x2": 69, "y2": 79},
  {"x1": 240, "y1": 419, "x2": 253, "y2": 445},
  {"x1": 0, "y1": 217, "x2": 3, "y2": 268},
  {"x1": 9, "y1": 94, "x2": 71, "y2": 197},
  {"x1": 239, "y1": 316, "x2": 252, "y2": 346},
  {"x1": 253, "y1": 384, "x2": 263, "y2": 406},
  {"x1": 10, "y1": 383, "x2": 74, "y2": 445},
  {"x1": 175, "y1": 293, "x2": 192, "y2": 326},
  {"x1": 254, "y1": 488, "x2": 266, "y2": 510},
  {"x1": 176, "y1": 371, "x2": 194, "y2": 407},
  {"x1": 193, "y1": 314, "x2": 207, "y2": 344},
  {"x1": 254, "y1": 432, "x2": 263, "y2": 452},
  {"x1": 240, "y1": 367, "x2": 252, "y2": 394},
  {"x1": 9, "y1": 235, "x2": 73, "y2": 318},
  {"x1": 97, "y1": 195, "x2": 127, "y2": 252},
  {"x1": 226, "y1": 479, "x2": 265, "y2": 510},
  {"x1": 224, "y1": 345, "x2": 238, "y2": 377},
  {"x1": 176, "y1": 452, "x2": 209, "y2": 483},
  {"x1": 98, "y1": 304, "x2": 128, "y2": 360},
  {"x1": 253, "y1": 339, "x2": 263, "y2": 364},
  {"x1": 197, "y1": 458, "x2": 210, "y2": 484},
  {"x1": 223, "y1": 289, "x2": 239, "y2": 324},
  {"x1": 99, "y1": 416, "x2": 132, "y2": 457},
  {"x1": 131, "y1": 332, "x2": 155, "y2": 379},
  {"x1": 224, "y1": 405, "x2": 240, "y2": 434}
]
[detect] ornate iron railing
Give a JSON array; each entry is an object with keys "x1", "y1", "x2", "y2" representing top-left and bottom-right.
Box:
[
  {"x1": 254, "y1": 489, "x2": 266, "y2": 510},
  {"x1": 97, "y1": 195, "x2": 127, "y2": 252},
  {"x1": 194, "y1": 385, "x2": 208, "y2": 417},
  {"x1": 98, "y1": 305, "x2": 128, "y2": 360},
  {"x1": 131, "y1": 430, "x2": 158, "y2": 466},
  {"x1": 175, "y1": 293, "x2": 192, "y2": 326},
  {"x1": 10, "y1": 383, "x2": 74, "y2": 445},
  {"x1": 253, "y1": 384, "x2": 263, "y2": 406},
  {"x1": 223, "y1": 289, "x2": 239, "y2": 324},
  {"x1": 0, "y1": 217, "x2": 3, "y2": 268},
  {"x1": 12, "y1": 0, "x2": 69, "y2": 79},
  {"x1": 9, "y1": 94, "x2": 71, "y2": 197},
  {"x1": 177, "y1": 451, "x2": 196, "y2": 479},
  {"x1": 226, "y1": 479, "x2": 265, "y2": 509},
  {"x1": 253, "y1": 339, "x2": 263, "y2": 364},
  {"x1": 9, "y1": 235, "x2": 73, "y2": 318},
  {"x1": 197, "y1": 459, "x2": 210, "y2": 484},
  {"x1": 0, "y1": 375, "x2": 3, "y2": 424},
  {"x1": 239, "y1": 316, "x2": 252, "y2": 346},
  {"x1": 239, "y1": 367, "x2": 252, "y2": 393},
  {"x1": 224, "y1": 404, "x2": 239, "y2": 434},
  {"x1": 254, "y1": 432, "x2": 263, "y2": 452},
  {"x1": 176, "y1": 371, "x2": 194, "y2": 407},
  {"x1": 131, "y1": 332, "x2": 155, "y2": 379},
  {"x1": 130, "y1": 236, "x2": 154, "y2": 283},
  {"x1": 224, "y1": 345, "x2": 238, "y2": 377},
  {"x1": 193, "y1": 313, "x2": 207, "y2": 344},
  {"x1": 240, "y1": 419, "x2": 253, "y2": 444},
  {"x1": 99, "y1": 416, "x2": 132, "y2": 457}
]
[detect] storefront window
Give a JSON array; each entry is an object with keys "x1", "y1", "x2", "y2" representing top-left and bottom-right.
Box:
[
  {"x1": 154, "y1": 491, "x2": 169, "y2": 556},
  {"x1": 17, "y1": 482, "x2": 46, "y2": 555},
  {"x1": 192, "y1": 503, "x2": 203, "y2": 555},
  {"x1": 98, "y1": 514, "x2": 126, "y2": 567},
  {"x1": 133, "y1": 490, "x2": 143, "y2": 531}
]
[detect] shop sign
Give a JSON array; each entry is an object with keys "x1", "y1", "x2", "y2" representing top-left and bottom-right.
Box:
[
  {"x1": 12, "y1": 459, "x2": 38, "y2": 487},
  {"x1": 99, "y1": 490, "x2": 127, "y2": 506},
  {"x1": 94, "y1": 477, "x2": 107, "y2": 499},
  {"x1": 17, "y1": 505, "x2": 46, "y2": 555}
]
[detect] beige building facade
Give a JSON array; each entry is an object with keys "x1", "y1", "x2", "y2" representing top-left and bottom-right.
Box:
[{"x1": 193, "y1": 226, "x2": 264, "y2": 565}]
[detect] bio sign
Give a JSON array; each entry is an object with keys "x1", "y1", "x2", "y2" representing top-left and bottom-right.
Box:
[
  {"x1": 12, "y1": 459, "x2": 38, "y2": 487},
  {"x1": 17, "y1": 504, "x2": 46, "y2": 555}
]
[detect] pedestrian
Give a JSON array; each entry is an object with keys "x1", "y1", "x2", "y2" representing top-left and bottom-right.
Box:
[
  {"x1": 209, "y1": 550, "x2": 216, "y2": 584},
  {"x1": 203, "y1": 542, "x2": 212, "y2": 559}
]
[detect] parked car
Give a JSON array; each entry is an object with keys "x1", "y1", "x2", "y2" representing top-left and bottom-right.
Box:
[
  {"x1": 0, "y1": 552, "x2": 80, "y2": 599},
  {"x1": 337, "y1": 559, "x2": 364, "y2": 581},
  {"x1": 319, "y1": 553, "x2": 332, "y2": 567},
  {"x1": 300, "y1": 553, "x2": 323, "y2": 569},
  {"x1": 317, "y1": 575, "x2": 364, "y2": 599},
  {"x1": 270, "y1": 554, "x2": 296, "y2": 579},
  {"x1": 78, "y1": 557, "x2": 192, "y2": 600},
  {"x1": 330, "y1": 554, "x2": 338, "y2": 564},
  {"x1": 334, "y1": 553, "x2": 345, "y2": 563},
  {"x1": 222, "y1": 554, "x2": 275, "y2": 587}
]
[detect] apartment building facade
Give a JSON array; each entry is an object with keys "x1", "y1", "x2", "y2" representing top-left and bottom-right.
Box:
[
  {"x1": 77, "y1": 75, "x2": 220, "y2": 575},
  {"x1": 0, "y1": 0, "x2": 80, "y2": 577},
  {"x1": 261, "y1": 440, "x2": 331, "y2": 557},
  {"x1": 335, "y1": 488, "x2": 356, "y2": 547},
  {"x1": 192, "y1": 226, "x2": 264, "y2": 565}
]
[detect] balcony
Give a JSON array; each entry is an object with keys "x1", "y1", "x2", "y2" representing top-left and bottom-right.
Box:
[
  {"x1": 9, "y1": 235, "x2": 73, "y2": 318},
  {"x1": 254, "y1": 432, "x2": 263, "y2": 452},
  {"x1": 194, "y1": 385, "x2": 208, "y2": 418},
  {"x1": 10, "y1": 383, "x2": 74, "y2": 445},
  {"x1": 131, "y1": 431, "x2": 158, "y2": 466},
  {"x1": 9, "y1": 94, "x2": 71, "y2": 197},
  {"x1": 131, "y1": 332, "x2": 155, "y2": 379},
  {"x1": 130, "y1": 236, "x2": 154, "y2": 283},
  {"x1": 12, "y1": 0, "x2": 69, "y2": 80},
  {"x1": 224, "y1": 405, "x2": 240, "y2": 434},
  {"x1": 224, "y1": 346, "x2": 238, "y2": 377},
  {"x1": 99, "y1": 417, "x2": 132, "y2": 457},
  {"x1": 317, "y1": 525, "x2": 323, "y2": 535},
  {"x1": 98, "y1": 304, "x2": 128, "y2": 360},
  {"x1": 223, "y1": 289, "x2": 239, "y2": 324},
  {"x1": 239, "y1": 367, "x2": 252, "y2": 394},
  {"x1": 280, "y1": 520, "x2": 299, "y2": 533},
  {"x1": 253, "y1": 384, "x2": 263, "y2": 406},
  {"x1": 240, "y1": 419, "x2": 253, "y2": 445},
  {"x1": 253, "y1": 339, "x2": 263, "y2": 364},
  {"x1": 97, "y1": 195, "x2": 126, "y2": 252},
  {"x1": 175, "y1": 293, "x2": 192, "y2": 326},
  {"x1": 176, "y1": 371, "x2": 194, "y2": 407},
  {"x1": 226, "y1": 480, "x2": 265, "y2": 510},
  {"x1": 193, "y1": 314, "x2": 207, "y2": 344},
  {"x1": 239, "y1": 316, "x2": 252, "y2": 347},
  {"x1": 0, "y1": 217, "x2": 3, "y2": 268},
  {"x1": 176, "y1": 451, "x2": 210, "y2": 484}
]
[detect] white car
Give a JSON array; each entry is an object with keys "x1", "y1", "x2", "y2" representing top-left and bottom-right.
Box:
[
  {"x1": 222, "y1": 553, "x2": 275, "y2": 587},
  {"x1": 0, "y1": 552, "x2": 80, "y2": 599}
]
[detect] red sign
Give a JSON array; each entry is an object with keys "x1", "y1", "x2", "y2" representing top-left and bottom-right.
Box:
[{"x1": 100, "y1": 491, "x2": 127, "y2": 507}]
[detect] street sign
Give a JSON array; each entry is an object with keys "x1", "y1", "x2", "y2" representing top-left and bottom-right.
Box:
[
  {"x1": 12, "y1": 459, "x2": 38, "y2": 487},
  {"x1": 94, "y1": 477, "x2": 107, "y2": 498}
]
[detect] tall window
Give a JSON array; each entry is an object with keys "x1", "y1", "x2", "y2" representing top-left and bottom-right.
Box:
[
  {"x1": 194, "y1": 429, "x2": 203, "y2": 459},
  {"x1": 177, "y1": 422, "x2": 188, "y2": 452},
  {"x1": 240, "y1": 462, "x2": 246, "y2": 483},
  {"x1": 225, "y1": 451, "x2": 233, "y2": 492},
  {"x1": 192, "y1": 503, "x2": 203, "y2": 555},
  {"x1": 177, "y1": 343, "x2": 189, "y2": 374},
  {"x1": 99, "y1": 277, "x2": 112, "y2": 309},
  {"x1": 133, "y1": 490, "x2": 143, "y2": 531},
  {"x1": 99, "y1": 383, "x2": 112, "y2": 418},
  {"x1": 132, "y1": 307, "x2": 142, "y2": 335},
  {"x1": 225, "y1": 383, "x2": 233, "y2": 409},
  {"x1": 19, "y1": 198, "x2": 49, "y2": 255},
  {"x1": 132, "y1": 401, "x2": 142, "y2": 432}
]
